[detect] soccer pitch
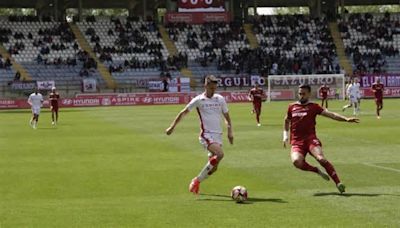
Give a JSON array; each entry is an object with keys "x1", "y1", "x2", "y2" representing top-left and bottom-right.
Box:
[{"x1": 0, "y1": 99, "x2": 399, "y2": 227}]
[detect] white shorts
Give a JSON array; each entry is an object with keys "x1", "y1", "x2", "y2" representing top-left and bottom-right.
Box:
[
  {"x1": 199, "y1": 132, "x2": 223, "y2": 150},
  {"x1": 31, "y1": 106, "x2": 41, "y2": 115},
  {"x1": 349, "y1": 95, "x2": 358, "y2": 104}
]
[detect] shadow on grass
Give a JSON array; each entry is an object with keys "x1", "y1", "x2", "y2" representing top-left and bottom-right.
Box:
[
  {"x1": 198, "y1": 193, "x2": 288, "y2": 204},
  {"x1": 37, "y1": 127, "x2": 58, "y2": 130},
  {"x1": 313, "y1": 192, "x2": 400, "y2": 197}
]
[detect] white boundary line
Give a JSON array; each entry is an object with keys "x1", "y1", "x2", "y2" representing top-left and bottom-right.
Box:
[{"x1": 363, "y1": 163, "x2": 400, "y2": 173}]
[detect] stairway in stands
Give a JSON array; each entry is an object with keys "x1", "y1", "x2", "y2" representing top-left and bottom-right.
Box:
[
  {"x1": 243, "y1": 24, "x2": 259, "y2": 49},
  {"x1": 159, "y1": 25, "x2": 196, "y2": 88},
  {"x1": 0, "y1": 45, "x2": 32, "y2": 81},
  {"x1": 69, "y1": 23, "x2": 117, "y2": 89},
  {"x1": 329, "y1": 22, "x2": 353, "y2": 76}
]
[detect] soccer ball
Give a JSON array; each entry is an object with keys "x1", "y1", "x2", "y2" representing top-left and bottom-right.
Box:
[{"x1": 231, "y1": 186, "x2": 248, "y2": 203}]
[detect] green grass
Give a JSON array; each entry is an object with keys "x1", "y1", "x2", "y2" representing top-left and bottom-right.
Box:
[{"x1": 0, "y1": 99, "x2": 399, "y2": 227}]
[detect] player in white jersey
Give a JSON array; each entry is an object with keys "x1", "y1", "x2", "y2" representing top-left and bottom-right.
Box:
[
  {"x1": 166, "y1": 75, "x2": 234, "y2": 194},
  {"x1": 342, "y1": 79, "x2": 359, "y2": 115},
  {"x1": 27, "y1": 88, "x2": 44, "y2": 129},
  {"x1": 353, "y1": 77, "x2": 361, "y2": 112}
]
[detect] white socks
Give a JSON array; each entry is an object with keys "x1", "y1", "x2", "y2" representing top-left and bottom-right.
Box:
[{"x1": 197, "y1": 161, "x2": 214, "y2": 182}]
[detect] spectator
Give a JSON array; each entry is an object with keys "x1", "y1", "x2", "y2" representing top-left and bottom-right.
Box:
[{"x1": 14, "y1": 71, "x2": 21, "y2": 81}]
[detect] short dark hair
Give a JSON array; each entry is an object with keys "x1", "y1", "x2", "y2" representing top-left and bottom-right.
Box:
[
  {"x1": 299, "y1": 84, "x2": 311, "y2": 92},
  {"x1": 204, "y1": 75, "x2": 218, "y2": 85}
]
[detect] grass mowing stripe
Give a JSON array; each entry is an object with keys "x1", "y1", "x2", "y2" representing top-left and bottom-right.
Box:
[{"x1": 362, "y1": 163, "x2": 400, "y2": 173}]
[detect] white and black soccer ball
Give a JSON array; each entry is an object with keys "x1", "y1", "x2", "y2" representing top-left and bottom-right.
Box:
[{"x1": 231, "y1": 186, "x2": 248, "y2": 203}]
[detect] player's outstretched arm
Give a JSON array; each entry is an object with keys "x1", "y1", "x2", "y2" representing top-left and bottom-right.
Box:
[
  {"x1": 321, "y1": 110, "x2": 360, "y2": 123},
  {"x1": 165, "y1": 108, "x2": 189, "y2": 135},
  {"x1": 223, "y1": 112, "x2": 234, "y2": 145},
  {"x1": 283, "y1": 115, "x2": 290, "y2": 148}
]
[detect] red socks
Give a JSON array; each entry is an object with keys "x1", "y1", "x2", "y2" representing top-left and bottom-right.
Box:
[{"x1": 321, "y1": 161, "x2": 341, "y2": 184}]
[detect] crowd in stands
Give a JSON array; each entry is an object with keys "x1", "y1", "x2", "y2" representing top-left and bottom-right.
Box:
[
  {"x1": 86, "y1": 18, "x2": 162, "y2": 56},
  {"x1": 82, "y1": 17, "x2": 188, "y2": 75},
  {"x1": 338, "y1": 12, "x2": 400, "y2": 74},
  {"x1": 251, "y1": 15, "x2": 338, "y2": 75},
  {"x1": 4, "y1": 12, "x2": 400, "y2": 90},
  {"x1": 0, "y1": 54, "x2": 12, "y2": 69},
  {"x1": 0, "y1": 28, "x2": 12, "y2": 43},
  {"x1": 4, "y1": 19, "x2": 98, "y2": 77},
  {"x1": 108, "y1": 53, "x2": 187, "y2": 75},
  {"x1": 8, "y1": 15, "x2": 52, "y2": 22},
  {"x1": 218, "y1": 47, "x2": 341, "y2": 75},
  {"x1": 84, "y1": 18, "x2": 176, "y2": 73},
  {"x1": 166, "y1": 22, "x2": 248, "y2": 66},
  {"x1": 8, "y1": 41, "x2": 25, "y2": 55},
  {"x1": 167, "y1": 21, "x2": 247, "y2": 50}
]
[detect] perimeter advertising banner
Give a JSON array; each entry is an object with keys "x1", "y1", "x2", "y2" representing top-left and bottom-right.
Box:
[
  {"x1": 1, "y1": 91, "x2": 294, "y2": 109},
  {"x1": 178, "y1": 0, "x2": 225, "y2": 12},
  {"x1": 165, "y1": 12, "x2": 230, "y2": 24},
  {"x1": 270, "y1": 75, "x2": 338, "y2": 87},
  {"x1": 37, "y1": 80, "x2": 55, "y2": 90},
  {"x1": 217, "y1": 75, "x2": 266, "y2": 87},
  {"x1": 148, "y1": 78, "x2": 191, "y2": 92},
  {"x1": 360, "y1": 87, "x2": 400, "y2": 98},
  {"x1": 82, "y1": 78, "x2": 97, "y2": 92},
  {"x1": 357, "y1": 74, "x2": 400, "y2": 98},
  {"x1": 11, "y1": 81, "x2": 36, "y2": 91},
  {"x1": 359, "y1": 74, "x2": 400, "y2": 88}
]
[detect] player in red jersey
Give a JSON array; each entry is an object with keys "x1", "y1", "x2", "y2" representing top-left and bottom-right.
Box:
[
  {"x1": 371, "y1": 78, "x2": 384, "y2": 119},
  {"x1": 248, "y1": 83, "x2": 266, "y2": 126},
  {"x1": 49, "y1": 87, "x2": 60, "y2": 125},
  {"x1": 318, "y1": 83, "x2": 330, "y2": 108},
  {"x1": 283, "y1": 84, "x2": 359, "y2": 193}
]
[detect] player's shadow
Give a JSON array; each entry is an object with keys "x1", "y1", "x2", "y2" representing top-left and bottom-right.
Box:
[
  {"x1": 313, "y1": 192, "x2": 400, "y2": 197},
  {"x1": 198, "y1": 193, "x2": 288, "y2": 204},
  {"x1": 38, "y1": 127, "x2": 57, "y2": 130}
]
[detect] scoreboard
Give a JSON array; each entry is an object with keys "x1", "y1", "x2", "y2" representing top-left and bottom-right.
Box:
[{"x1": 177, "y1": 0, "x2": 225, "y2": 12}]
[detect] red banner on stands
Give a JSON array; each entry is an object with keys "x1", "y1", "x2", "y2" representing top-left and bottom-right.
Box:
[
  {"x1": 359, "y1": 74, "x2": 400, "y2": 88},
  {"x1": 361, "y1": 87, "x2": 400, "y2": 98},
  {"x1": 165, "y1": 12, "x2": 230, "y2": 24}
]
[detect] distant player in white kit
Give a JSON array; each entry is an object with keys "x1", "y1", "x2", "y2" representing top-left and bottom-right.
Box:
[
  {"x1": 165, "y1": 75, "x2": 234, "y2": 194},
  {"x1": 342, "y1": 79, "x2": 360, "y2": 115},
  {"x1": 353, "y1": 77, "x2": 361, "y2": 112},
  {"x1": 28, "y1": 88, "x2": 44, "y2": 129}
]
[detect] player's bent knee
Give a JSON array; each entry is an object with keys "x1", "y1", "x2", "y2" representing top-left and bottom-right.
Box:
[
  {"x1": 317, "y1": 158, "x2": 327, "y2": 164},
  {"x1": 215, "y1": 152, "x2": 224, "y2": 161},
  {"x1": 209, "y1": 154, "x2": 223, "y2": 166},
  {"x1": 292, "y1": 159, "x2": 304, "y2": 169}
]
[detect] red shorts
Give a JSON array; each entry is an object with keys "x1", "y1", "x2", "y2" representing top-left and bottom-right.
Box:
[
  {"x1": 375, "y1": 98, "x2": 383, "y2": 105},
  {"x1": 291, "y1": 137, "x2": 322, "y2": 157},
  {"x1": 51, "y1": 104, "x2": 59, "y2": 112},
  {"x1": 321, "y1": 95, "x2": 328, "y2": 99},
  {"x1": 253, "y1": 101, "x2": 262, "y2": 111}
]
